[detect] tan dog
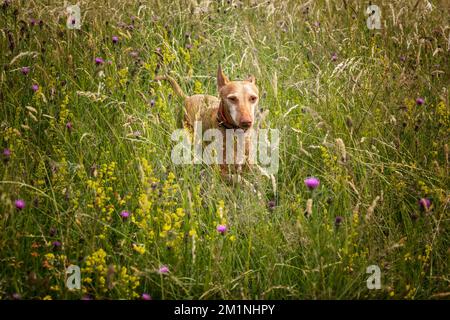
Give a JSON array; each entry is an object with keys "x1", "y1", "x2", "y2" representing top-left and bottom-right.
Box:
[{"x1": 155, "y1": 66, "x2": 259, "y2": 176}]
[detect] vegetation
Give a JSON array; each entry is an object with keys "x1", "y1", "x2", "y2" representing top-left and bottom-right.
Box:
[{"x1": 0, "y1": 0, "x2": 449, "y2": 299}]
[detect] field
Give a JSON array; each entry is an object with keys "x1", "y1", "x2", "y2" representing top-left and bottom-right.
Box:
[{"x1": 0, "y1": 0, "x2": 449, "y2": 300}]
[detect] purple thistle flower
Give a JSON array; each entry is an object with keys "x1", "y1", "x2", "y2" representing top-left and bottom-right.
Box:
[
  {"x1": 112, "y1": 36, "x2": 119, "y2": 44},
  {"x1": 268, "y1": 200, "x2": 276, "y2": 211},
  {"x1": 419, "y1": 198, "x2": 431, "y2": 210},
  {"x1": 400, "y1": 56, "x2": 406, "y2": 62},
  {"x1": 304, "y1": 177, "x2": 320, "y2": 190},
  {"x1": 186, "y1": 44, "x2": 192, "y2": 50},
  {"x1": 52, "y1": 241, "x2": 62, "y2": 248},
  {"x1": 3, "y1": 148, "x2": 11, "y2": 159},
  {"x1": 30, "y1": 18, "x2": 36, "y2": 26},
  {"x1": 217, "y1": 224, "x2": 227, "y2": 234},
  {"x1": 158, "y1": 265, "x2": 169, "y2": 274},
  {"x1": 416, "y1": 98, "x2": 424, "y2": 106},
  {"x1": 334, "y1": 216, "x2": 343, "y2": 226},
  {"x1": 142, "y1": 293, "x2": 152, "y2": 300},
  {"x1": 32, "y1": 84, "x2": 39, "y2": 92},
  {"x1": 66, "y1": 122, "x2": 73, "y2": 131},
  {"x1": 15, "y1": 199, "x2": 25, "y2": 210},
  {"x1": 95, "y1": 57, "x2": 104, "y2": 65},
  {"x1": 331, "y1": 53, "x2": 338, "y2": 62},
  {"x1": 12, "y1": 293, "x2": 22, "y2": 300},
  {"x1": 150, "y1": 99, "x2": 155, "y2": 107},
  {"x1": 120, "y1": 210, "x2": 130, "y2": 219},
  {"x1": 21, "y1": 66, "x2": 30, "y2": 75},
  {"x1": 49, "y1": 227, "x2": 57, "y2": 237}
]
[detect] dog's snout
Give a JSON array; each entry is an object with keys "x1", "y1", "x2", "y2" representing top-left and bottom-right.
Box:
[{"x1": 239, "y1": 118, "x2": 253, "y2": 129}]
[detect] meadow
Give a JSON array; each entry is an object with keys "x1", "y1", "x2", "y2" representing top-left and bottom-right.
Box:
[{"x1": 0, "y1": 0, "x2": 449, "y2": 300}]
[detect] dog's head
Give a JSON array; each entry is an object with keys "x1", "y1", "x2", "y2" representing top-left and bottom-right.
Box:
[{"x1": 217, "y1": 65, "x2": 259, "y2": 130}]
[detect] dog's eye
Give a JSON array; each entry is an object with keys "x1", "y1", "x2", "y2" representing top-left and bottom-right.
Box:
[
  {"x1": 228, "y1": 96, "x2": 238, "y2": 102},
  {"x1": 249, "y1": 96, "x2": 258, "y2": 103}
]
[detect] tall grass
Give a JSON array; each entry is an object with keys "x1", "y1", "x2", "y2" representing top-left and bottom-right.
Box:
[{"x1": 0, "y1": 0, "x2": 449, "y2": 299}]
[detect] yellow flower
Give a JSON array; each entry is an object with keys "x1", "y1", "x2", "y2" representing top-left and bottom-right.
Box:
[{"x1": 132, "y1": 244, "x2": 146, "y2": 255}]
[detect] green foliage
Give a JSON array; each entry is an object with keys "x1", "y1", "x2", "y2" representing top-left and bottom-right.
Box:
[{"x1": 0, "y1": 0, "x2": 449, "y2": 300}]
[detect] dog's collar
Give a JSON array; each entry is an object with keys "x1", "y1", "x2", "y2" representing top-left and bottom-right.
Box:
[{"x1": 217, "y1": 102, "x2": 239, "y2": 130}]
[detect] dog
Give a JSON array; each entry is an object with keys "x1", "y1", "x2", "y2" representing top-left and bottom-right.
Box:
[{"x1": 155, "y1": 65, "x2": 260, "y2": 177}]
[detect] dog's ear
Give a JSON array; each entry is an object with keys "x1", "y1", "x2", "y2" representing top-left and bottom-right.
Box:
[
  {"x1": 247, "y1": 75, "x2": 256, "y2": 84},
  {"x1": 217, "y1": 65, "x2": 229, "y2": 89}
]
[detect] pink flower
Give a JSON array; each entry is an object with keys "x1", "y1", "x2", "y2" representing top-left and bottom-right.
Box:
[
  {"x1": 158, "y1": 265, "x2": 169, "y2": 274},
  {"x1": 120, "y1": 210, "x2": 130, "y2": 219},
  {"x1": 419, "y1": 198, "x2": 431, "y2": 210},
  {"x1": 304, "y1": 177, "x2": 320, "y2": 190},
  {"x1": 32, "y1": 84, "x2": 39, "y2": 92},
  {"x1": 21, "y1": 67, "x2": 30, "y2": 75},
  {"x1": 142, "y1": 293, "x2": 151, "y2": 300},
  {"x1": 15, "y1": 199, "x2": 25, "y2": 210},
  {"x1": 217, "y1": 224, "x2": 227, "y2": 234}
]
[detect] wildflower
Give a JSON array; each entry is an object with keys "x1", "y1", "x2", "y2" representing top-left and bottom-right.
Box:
[
  {"x1": 142, "y1": 293, "x2": 151, "y2": 300},
  {"x1": 15, "y1": 199, "x2": 25, "y2": 210},
  {"x1": 331, "y1": 53, "x2": 337, "y2": 61},
  {"x1": 32, "y1": 84, "x2": 39, "y2": 92},
  {"x1": 112, "y1": 36, "x2": 119, "y2": 44},
  {"x1": 95, "y1": 57, "x2": 104, "y2": 65},
  {"x1": 66, "y1": 122, "x2": 73, "y2": 131},
  {"x1": 3, "y1": 148, "x2": 11, "y2": 161},
  {"x1": 268, "y1": 200, "x2": 276, "y2": 211},
  {"x1": 130, "y1": 51, "x2": 139, "y2": 58},
  {"x1": 400, "y1": 56, "x2": 406, "y2": 62},
  {"x1": 335, "y1": 216, "x2": 343, "y2": 227},
  {"x1": 150, "y1": 99, "x2": 155, "y2": 107},
  {"x1": 416, "y1": 98, "x2": 424, "y2": 105},
  {"x1": 30, "y1": 18, "x2": 36, "y2": 26},
  {"x1": 21, "y1": 66, "x2": 30, "y2": 75},
  {"x1": 120, "y1": 210, "x2": 130, "y2": 219},
  {"x1": 81, "y1": 295, "x2": 93, "y2": 300},
  {"x1": 49, "y1": 227, "x2": 57, "y2": 236},
  {"x1": 304, "y1": 177, "x2": 320, "y2": 190},
  {"x1": 419, "y1": 198, "x2": 431, "y2": 211},
  {"x1": 12, "y1": 293, "x2": 21, "y2": 300},
  {"x1": 217, "y1": 224, "x2": 227, "y2": 234},
  {"x1": 158, "y1": 265, "x2": 169, "y2": 274},
  {"x1": 132, "y1": 243, "x2": 145, "y2": 254},
  {"x1": 186, "y1": 43, "x2": 192, "y2": 50},
  {"x1": 52, "y1": 241, "x2": 62, "y2": 248}
]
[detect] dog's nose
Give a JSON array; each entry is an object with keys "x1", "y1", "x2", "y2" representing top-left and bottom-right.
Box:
[{"x1": 239, "y1": 119, "x2": 253, "y2": 129}]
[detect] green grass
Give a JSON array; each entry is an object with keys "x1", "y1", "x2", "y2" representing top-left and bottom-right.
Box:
[{"x1": 0, "y1": 0, "x2": 449, "y2": 300}]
